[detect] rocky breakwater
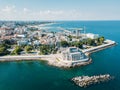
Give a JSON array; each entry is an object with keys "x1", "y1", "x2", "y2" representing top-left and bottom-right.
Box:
[{"x1": 72, "y1": 74, "x2": 113, "y2": 87}]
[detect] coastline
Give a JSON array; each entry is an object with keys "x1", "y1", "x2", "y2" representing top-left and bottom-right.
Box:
[{"x1": 0, "y1": 39, "x2": 116, "y2": 68}]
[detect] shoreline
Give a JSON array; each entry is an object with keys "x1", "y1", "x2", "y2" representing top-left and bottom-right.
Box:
[
  {"x1": 0, "y1": 40, "x2": 116, "y2": 68},
  {"x1": 0, "y1": 54, "x2": 92, "y2": 68}
]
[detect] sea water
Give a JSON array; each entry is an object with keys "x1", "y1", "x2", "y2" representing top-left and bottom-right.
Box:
[{"x1": 0, "y1": 21, "x2": 120, "y2": 90}]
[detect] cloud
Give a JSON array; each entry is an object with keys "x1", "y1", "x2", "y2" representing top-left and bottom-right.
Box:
[
  {"x1": 0, "y1": 5, "x2": 83, "y2": 20},
  {"x1": 0, "y1": 8, "x2": 77, "y2": 20},
  {"x1": 23, "y1": 8, "x2": 30, "y2": 13},
  {"x1": 1, "y1": 5, "x2": 16, "y2": 13},
  {"x1": 0, "y1": 5, "x2": 93, "y2": 20},
  {"x1": 39, "y1": 10, "x2": 64, "y2": 15}
]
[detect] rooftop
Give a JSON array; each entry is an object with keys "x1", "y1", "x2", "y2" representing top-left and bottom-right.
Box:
[{"x1": 68, "y1": 47, "x2": 82, "y2": 53}]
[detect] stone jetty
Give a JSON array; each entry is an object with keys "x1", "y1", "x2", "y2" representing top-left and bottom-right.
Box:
[{"x1": 72, "y1": 74, "x2": 112, "y2": 87}]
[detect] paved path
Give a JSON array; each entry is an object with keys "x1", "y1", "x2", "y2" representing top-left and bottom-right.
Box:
[
  {"x1": 82, "y1": 39, "x2": 116, "y2": 53},
  {"x1": 0, "y1": 55, "x2": 53, "y2": 61}
]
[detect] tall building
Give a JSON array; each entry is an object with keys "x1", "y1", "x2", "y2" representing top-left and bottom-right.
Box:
[{"x1": 75, "y1": 28, "x2": 84, "y2": 37}]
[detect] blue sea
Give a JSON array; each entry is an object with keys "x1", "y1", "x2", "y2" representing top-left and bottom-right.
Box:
[{"x1": 0, "y1": 21, "x2": 120, "y2": 90}]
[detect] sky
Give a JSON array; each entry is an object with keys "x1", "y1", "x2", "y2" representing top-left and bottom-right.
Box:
[{"x1": 0, "y1": 0, "x2": 120, "y2": 21}]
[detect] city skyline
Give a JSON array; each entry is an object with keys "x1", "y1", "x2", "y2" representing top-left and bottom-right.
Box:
[{"x1": 0, "y1": 0, "x2": 120, "y2": 21}]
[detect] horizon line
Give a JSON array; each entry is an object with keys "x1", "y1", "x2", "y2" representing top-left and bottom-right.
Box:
[{"x1": 0, "y1": 19, "x2": 120, "y2": 22}]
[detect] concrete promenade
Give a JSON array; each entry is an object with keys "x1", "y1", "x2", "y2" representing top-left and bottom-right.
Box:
[
  {"x1": 82, "y1": 39, "x2": 116, "y2": 53},
  {"x1": 0, "y1": 55, "x2": 52, "y2": 61}
]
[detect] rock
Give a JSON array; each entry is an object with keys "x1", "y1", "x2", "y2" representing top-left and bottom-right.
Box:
[{"x1": 72, "y1": 74, "x2": 113, "y2": 88}]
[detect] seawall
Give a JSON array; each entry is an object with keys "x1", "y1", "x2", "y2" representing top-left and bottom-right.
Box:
[
  {"x1": 82, "y1": 39, "x2": 116, "y2": 54},
  {"x1": 0, "y1": 55, "x2": 51, "y2": 62}
]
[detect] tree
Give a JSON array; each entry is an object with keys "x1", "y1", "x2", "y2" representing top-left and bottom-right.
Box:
[
  {"x1": 25, "y1": 45, "x2": 33, "y2": 53},
  {"x1": 95, "y1": 36, "x2": 105, "y2": 45},
  {"x1": 11, "y1": 46, "x2": 23, "y2": 55},
  {"x1": 39, "y1": 44, "x2": 57, "y2": 55},
  {"x1": 69, "y1": 41, "x2": 83, "y2": 49},
  {"x1": 60, "y1": 41, "x2": 69, "y2": 47},
  {"x1": 0, "y1": 44, "x2": 10, "y2": 56},
  {"x1": 68, "y1": 35, "x2": 72, "y2": 41},
  {"x1": 40, "y1": 45, "x2": 50, "y2": 55},
  {"x1": 99, "y1": 36, "x2": 105, "y2": 44},
  {"x1": 86, "y1": 38, "x2": 93, "y2": 45},
  {"x1": 76, "y1": 42, "x2": 83, "y2": 48}
]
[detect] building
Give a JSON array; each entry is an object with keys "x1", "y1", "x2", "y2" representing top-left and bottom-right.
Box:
[
  {"x1": 76, "y1": 28, "x2": 83, "y2": 37},
  {"x1": 16, "y1": 34, "x2": 26, "y2": 38},
  {"x1": 33, "y1": 40, "x2": 40, "y2": 46},
  {"x1": 17, "y1": 39, "x2": 29, "y2": 46},
  {"x1": 86, "y1": 33, "x2": 99, "y2": 39},
  {"x1": 14, "y1": 27, "x2": 27, "y2": 34},
  {"x1": 62, "y1": 47, "x2": 89, "y2": 62},
  {"x1": 0, "y1": 28, "x2": 14, "y2": 36}
]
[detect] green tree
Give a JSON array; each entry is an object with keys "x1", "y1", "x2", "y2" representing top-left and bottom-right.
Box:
[
  {"x1": 76, "y1": 42, "x2": 83, "y2": 48},
  {"x1": 60, "y1": 41, "x2": 69, "y2": 47},
  {"x1": 69, "y1": 41, "x2": 83, "y2": 49},
  {"x1": 11, "y1": 46, "x2": 23, "y2": 55},
  {"x1": 40, "y1": 45, "x2": 51, "y2": 55},
  {"x1": 99, "y1": 36, "x2": 105, "y2": 44},
  {"x1": 25, "y1": 45, "x2": 33, "y2": 53},
  {"x1": 86, "y1": 38, "x2": 92, "y2": 45},
  {"x1": 68, "y1": 35, "x2": 72, "y2": 41},
  {"x1": 39, "y1": 44, "x2": 57, "y2": 55},
  {"x1": 0, "y1": 44, "x2": 10, "y2": 56}
]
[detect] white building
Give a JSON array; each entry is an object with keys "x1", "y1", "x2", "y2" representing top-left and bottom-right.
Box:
[
  {"x1": 33, "y1": 40, "x2": 40, "y2": 46},
  {"x1": 17, "y1": 39, "x2": 29, "y2": 46},
  {"x1": 17, "y1": 34, "x2": 26, "y2": 38},
  {"x1": 62, "y1": 47, "x2": 89, "y2": 62},
  {"x1": 86, "y1": 33, "x2": 99, "y2": 39}
]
